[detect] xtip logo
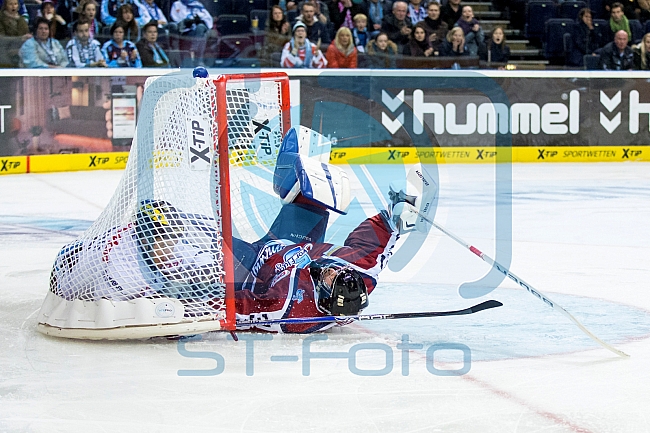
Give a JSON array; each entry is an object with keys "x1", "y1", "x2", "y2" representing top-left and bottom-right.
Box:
[
  {"x1": 0, "y1": 159, "x2": 20, "y2": 172},
  {"x1": 381, "y1": 90, "x2": 580, "y2": 136},
  {"x1": 88, "y1": 156, "x2": 109, "y2": 167},
  {"x1": 476, "y1": 149, "x2": 497, "y2": 160},
  {"x1": 600, "y1": 90, "x2": 650, "y2": 134},
  {"x1": 537, "y1": 149, "x2": 558, "y2": 160},
  {"x1": 622, "y1": 148, "x2": 642, "y2": 159},
  {"x1": 187, "y1": 117, "x2": 212, "y2": 170}
]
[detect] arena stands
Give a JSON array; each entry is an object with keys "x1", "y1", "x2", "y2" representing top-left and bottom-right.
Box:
[{"x1": 9, "y1": 0, "x2": 650, "y2": 70}]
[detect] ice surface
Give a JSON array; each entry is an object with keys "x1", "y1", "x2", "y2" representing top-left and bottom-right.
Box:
[{"x1": 1, "y1": 163, "x2": 649, "y2": 433}]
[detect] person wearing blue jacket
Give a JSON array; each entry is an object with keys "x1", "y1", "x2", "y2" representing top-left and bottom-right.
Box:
[{"x1": 101, "y1": 20, "x2": 142, "y2": 67}]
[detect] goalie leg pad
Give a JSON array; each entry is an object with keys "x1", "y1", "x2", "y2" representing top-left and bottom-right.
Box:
[
  {"x1": 278, "y1": 126, "x2": 332, "y2": 163},
  {"x1": 273, "y1": 152, "x2": 351, "y2": 214}
]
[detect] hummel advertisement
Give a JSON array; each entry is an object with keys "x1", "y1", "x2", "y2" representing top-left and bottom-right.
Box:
[
  {"x1": 296, "y1": 73, "x2": 650, "y2": 147},
  {"x1": 2, "y1": 72, "x2": 650, "y2": 158}
]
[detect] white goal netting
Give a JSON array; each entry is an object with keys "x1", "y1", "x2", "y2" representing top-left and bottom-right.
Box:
[{"x1": 38, "y1": 72, "x2": 290, "y2": 339}]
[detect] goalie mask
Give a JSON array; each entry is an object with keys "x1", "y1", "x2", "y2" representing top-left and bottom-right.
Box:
[
  {"x1": 136, "y1": 200, "x2": 184, "y2": 242},
  {"x1": 309, "y1": 259, "x2": 369, "y2": 316}
]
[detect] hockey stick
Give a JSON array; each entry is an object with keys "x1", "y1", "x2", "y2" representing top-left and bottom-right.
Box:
[
  {"x1": 417, "y1": 212, "x2": 630, "y2": 358},
  {"x1": 235, "y1": 300, "x2": 502, "y2": 328}
]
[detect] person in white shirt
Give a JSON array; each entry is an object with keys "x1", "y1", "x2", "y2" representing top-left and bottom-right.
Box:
[{"x1": 169, "y1": 0, "x2": 211, "y2": 66}]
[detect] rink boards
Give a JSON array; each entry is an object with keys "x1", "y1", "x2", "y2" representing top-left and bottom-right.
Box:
[{"x1": 1, "y1": 145, "x2": 648, "y2": 175}]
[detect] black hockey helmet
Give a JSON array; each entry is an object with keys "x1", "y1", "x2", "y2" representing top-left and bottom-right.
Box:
[
  {"x1": 135, "y1": 199, "x2": 184, "y2": 241},
  {"x1": 309, "y1": 258, "x2": 369, "y2": 316}
]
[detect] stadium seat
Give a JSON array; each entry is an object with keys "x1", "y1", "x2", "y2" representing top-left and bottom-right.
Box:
[
  {"x1": 25, "y1": 3, "x2": 39, "y2": 26},
  {"x1": 525, "y1": 0, "x2": 558, "y2": 42},
  {"x1": 592, "y1": 18, "x2": 608, "y2": 31},
  {"x1": 544, "y1": 19, "x2": 574, "y2": 61},
  {"x1": 253, "y1": 0, "x2": 268, "y2": 9},
  {"x1": 559, "y1": 1, "x2": 587, "y2": 20},
  {"x1": 588, "y1": 0, "x2": 604, "y2": 19},
  {"x1": 250, "y1": 9, "x2": 269, "y2": 31},
  {"x1": 629, "y1": 19, "x2": 643, "y2": 44},
  {"x1": 216, "y1": 14, "x2": 250, "y2": 36},
  {"x1": 270, "y1": 51, "x2": 281, "y2": 66},
  {"x1": 213, "y1": 34, "x2": 255, "y2": 58},
  {"x1": 583, "y1": 53, "x2": 600, "y2": 69},
  {"x1": 202, "y1": 0, "x2": 233, "y2": 18}
]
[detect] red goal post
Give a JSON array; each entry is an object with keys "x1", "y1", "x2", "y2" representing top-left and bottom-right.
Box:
[{"x1": 214, "y1": 73, "x2": 291, "y2": 331}]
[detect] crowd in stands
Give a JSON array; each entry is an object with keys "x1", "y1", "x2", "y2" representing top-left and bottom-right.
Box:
[
  {"x1": 273, "y1": 0, "x2": 512, "y2": 68},
  {"x1": 2, "y1": 0, "x2": 650, "y2": 69},
  {"x1": 0, "y1": 0, "x2": 202, "y2": 67}
]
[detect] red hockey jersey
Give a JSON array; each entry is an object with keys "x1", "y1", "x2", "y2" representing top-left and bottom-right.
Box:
[{"x1": 235, "y1": 213, "x2": 398, "y2": 333}]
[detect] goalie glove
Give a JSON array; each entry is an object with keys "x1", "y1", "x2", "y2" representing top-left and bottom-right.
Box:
[{"x1": 387, "y1": 164, "x2": 437, "y2": 235}]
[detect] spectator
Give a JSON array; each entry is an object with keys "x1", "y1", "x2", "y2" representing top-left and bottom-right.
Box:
[
  {"x1": 137, "y1": 19, "x2": 169, "y2": 66},
  {"x1": 0, "y1": 0, "x2": 28, "y2": 21},
  {"x1": 441, "y1": 0, "x2": 462, "y2": 30},
  {"x1": 66, "y1": 19, "x2": 106, "y2": 66},
  {"x1": 604, "y1": 0, "x2": 636, "y2": 19},
  {"x1": 140, "y1": 0, "x2": 169, "y2": 29},
  {"x1": 170, "y1": 0, "x2": 211, "y2": 66},
  {"x1": 273, "y1": 0, "x2": 298, "y2": 12},
  {"x1": 295, "y1": 0, "x2": 329, "y2": 26},
  {"x1": 0, "y1": 0, "x2": 31, "y2": 66},
  {"x1": 364, "y1": 0, "x2": 392, "y2": 39},
  {"x1": 117, "y1": 4, "x2": 141, "y2": 42},
  {"x1": 297, "y1": 1, "x2": 330, "y2": 48},
  {"x1": 402, "y1": 21, "x2": 433, "y2": 56},
  {"x1": 73, "y1": 0, "x2": 102, "y2": 42},
  {"x1": 407, "y1": 0, "x2": 426, "y2": 25},
  {"x1": 479, "y1": 26, "x2": 510, "y2": 65},
  {"x1": 269, "y1": 4, "x2": 290, "y2": 35},
  {"x1": 599, "y1": 29, "x2": 634, "y2": 69},
  {"x1": 364, "y1": 31, "x2": 397, "y2": 68},
  {"x1": 381, "y1": 0, "x2": 412, "y2": 48},
  {"x1": 438, "y1": 26, "x2": 468, "y2": 56},
  {"x1": 326, "y1": 26, "x2": 357, "y2": 67},
  {"x1": 421, "y1": 1, "x2": 447, "y2": 54},
  {"x1": 569, "y1": 8, "x2": 603, "y2": 66},
  {"x1": 39, "y1": 0, "x2": 68, "y2": 41},
  {"x1": 19, "y1": 17, "x2": 68, "y2": 67},
  {"x1": 102, "y1": 20, "x2": 142, "y2": 67},
  {"x1": 608, "y1": 2, "x2": 631, "y2": 41},
  {"x1": 57, "y1": 0, "x2": 81, "y2": 25},
  {"x1": 102, "y1": 0, "x2": 147, "y2": 27},
  {"x1": 281, "y1": 21, "x2": 327, "y2": 68},
  {"x1": 455, "y1": 5, "x2": 484, "y2": 56},
  {"x1": 330, "y1": 0, "x2": 363, "y2": 31},
  {"x1": 259, "y1": 5, "x2": 291, "y2": 66},
  {"x1": 0, "y1": 0, "x2": 30, "y2": 37},
  {"x1": 632, "y1": 32, "x2": 650, "y2": 68},
  {"x1": 352, "y1": 13, "x2": 369, "y2": 52}
]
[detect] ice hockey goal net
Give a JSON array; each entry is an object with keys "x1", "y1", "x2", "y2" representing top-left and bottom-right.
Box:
[{"x1": 37, "y1": 72, "x2": 291, "y2": 339}]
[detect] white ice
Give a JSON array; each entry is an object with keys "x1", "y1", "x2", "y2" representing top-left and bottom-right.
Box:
[{"x1": 1, "y1": 163, "x2": 649, "y2": 433}]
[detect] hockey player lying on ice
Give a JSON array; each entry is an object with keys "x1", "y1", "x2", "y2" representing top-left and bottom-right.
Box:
[{"x1": 50, "y1": 127, "x2": 436, "y2": 333}]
